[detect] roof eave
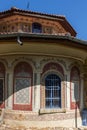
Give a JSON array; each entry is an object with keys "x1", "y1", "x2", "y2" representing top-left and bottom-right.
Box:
[{"x1": 0, "y1": 33, "x2": 86, "y2": 45}]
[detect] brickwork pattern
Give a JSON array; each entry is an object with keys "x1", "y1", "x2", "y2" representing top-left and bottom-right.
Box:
[{"x1": 0, "y1": 15, "x2": 66, "y2": 35}]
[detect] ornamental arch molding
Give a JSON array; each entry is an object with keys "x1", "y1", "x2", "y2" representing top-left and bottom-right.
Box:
[
  {"x1": 40, "y1": 58, "x2": 67, "y2": 74},
  {"x1": 41, "y1": 70, "x2": 64, "y2": 86},
  {"x1": 68, "y1": 61, "x2": 83, "y2": 72},
  {"x1": 0, "y1": 59, "x2": 8, "y2": 70},
  {"x1": 10, "y1": 57, "x2": 35, "y2": 71}
]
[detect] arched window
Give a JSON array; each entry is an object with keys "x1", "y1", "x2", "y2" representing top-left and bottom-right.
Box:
[
  {"x1": 0, "y1": 62, "x2": 5, "y2": 108},
  {"x1": 32, "y1": 23, "x2": 42, "y2": 33},
  {"x1": 45, "y1": 74, "x2": 61, "y2": 108},
  {"x1": 70, "y1": 66, "x2": 80, "y2": 109},
  {"x1": 13, "y1": 62, "x2": 33, "y2": 111}
]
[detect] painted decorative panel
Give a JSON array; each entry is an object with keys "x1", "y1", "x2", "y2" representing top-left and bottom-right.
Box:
[
  {"x1": 14, "y1": 78, "x2": 31, "y2": 104},
  {"x1": 70, "y1": 66, "x2": 80, "y2": 109},
  {"x1": 71, "y1": 81, "x2": 79, "y2": 102},
  {"x1": 13, "y1": 62, "x2": 33, "y2": 110}
]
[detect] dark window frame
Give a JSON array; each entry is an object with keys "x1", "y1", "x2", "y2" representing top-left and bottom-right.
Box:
[{"x1": 32, "y1": 22, "x2": 42, "y2": 33}]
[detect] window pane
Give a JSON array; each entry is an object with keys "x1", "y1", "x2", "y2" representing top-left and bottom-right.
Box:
[
  {"x1": 45, "y1": 74, "x2": 61, "y2": 108},
  {"x1": 32, "y1": 23, "x2": 42, "y2": 33}
]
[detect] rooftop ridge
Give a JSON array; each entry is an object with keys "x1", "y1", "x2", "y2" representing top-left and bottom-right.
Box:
[{"x1": 0, "y1": 7, "x2": 65, "y2": 19}]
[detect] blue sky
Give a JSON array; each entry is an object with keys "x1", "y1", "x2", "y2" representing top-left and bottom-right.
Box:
[{"x1": 0, "y1": 0, "x2": 87, "y2": 40}]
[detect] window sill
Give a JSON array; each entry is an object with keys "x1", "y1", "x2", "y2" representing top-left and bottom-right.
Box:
[{"x1": 39, "y1": 108, "x2": 66, "y2": 114}]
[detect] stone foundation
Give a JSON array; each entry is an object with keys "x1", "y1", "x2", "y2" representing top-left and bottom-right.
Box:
[
  {"x1": 0, "y1": 109, "x2": 85, "y2": 130},
  {"x1": 0, "y1": 125, "x2": 85, "y2": 130}
]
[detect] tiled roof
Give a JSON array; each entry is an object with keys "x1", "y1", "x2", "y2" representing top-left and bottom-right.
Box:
[
  {"x1": 0, "y1": 7, "x2": 77, "y2": 37},
  {"x1": 0, "y1": 7, "x2": 65, "y2": 19}
]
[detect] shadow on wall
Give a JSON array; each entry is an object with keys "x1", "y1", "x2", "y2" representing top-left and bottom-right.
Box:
[{"x1": 0, "y1": 61, "x2": 84, "y2": 128}]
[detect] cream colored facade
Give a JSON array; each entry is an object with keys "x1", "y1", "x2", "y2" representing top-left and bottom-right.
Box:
[
  {"x1": 0, "y1": 7, "x2": 87, "y2": 129},
  {"x1": 0, "y1": 39, "x2": 86, "y2": 128}
]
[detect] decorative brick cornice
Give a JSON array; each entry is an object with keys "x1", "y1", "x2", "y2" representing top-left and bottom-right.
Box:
[{"x1": 0, "y1": 7, "x2": 76, "y2": 36}]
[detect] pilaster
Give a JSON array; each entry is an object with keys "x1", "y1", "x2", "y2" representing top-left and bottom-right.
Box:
[
  {"x1": 6, "y1": 71, "x2": 13, "y2": 109},
  {"x1": 66, "y1": 71, "x2": 71, "y2": 110},
  {"x1": 33, "y1": 71, "x2": 41, "y2": 112}
]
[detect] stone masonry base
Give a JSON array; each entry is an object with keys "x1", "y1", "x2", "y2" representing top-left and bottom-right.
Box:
[{"x1": 0, "y1": 109, "x2": 86, "y2": 130}]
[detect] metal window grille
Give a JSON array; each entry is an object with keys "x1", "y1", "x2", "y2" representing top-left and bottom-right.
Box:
[{"x1": 45, "y1": 74, "x2": 61, "y2": 108}]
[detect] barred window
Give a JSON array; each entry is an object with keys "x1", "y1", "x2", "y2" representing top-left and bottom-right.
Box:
[{"x1": 45, "y1": 74, "x2": 61, "y2": 108}]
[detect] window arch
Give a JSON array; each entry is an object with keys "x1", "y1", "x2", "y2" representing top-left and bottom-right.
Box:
[
  {"x1": 13, "y1": 62, "x2": 33, "y2": 111},
  {"x1": 32, "y1": 22, "x2": 42, "y2": 33},
  {"x1": 45, "y1": 74, "x2": 61, "y2": 108}
]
